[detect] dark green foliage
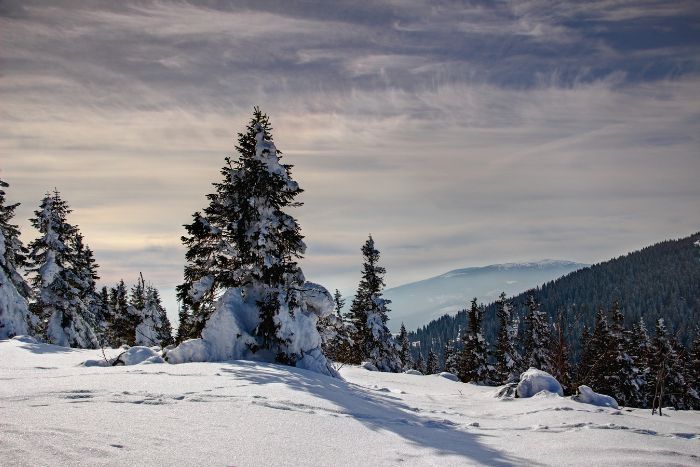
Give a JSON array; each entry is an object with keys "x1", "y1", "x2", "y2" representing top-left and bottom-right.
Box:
[
  {"x1": 493, "y1": 292, "x2": 520, "y2": 384},
  {"x1": 410, "y1": 232, "x2": 700, "y2": 360},
  {"x1": 457, "y1": 298, "x2": 490, "y2": 384},
  {"x1": 109, "y1": 280, "x2": 135, "y2": 347},
  {"x1": 426, "y1": 349, "x2": 439, "y2": 375},
  {"x1": 398, "y1": 323, "x2": 412, "y2": 370},
  {"x1": 523, "y1": 293, "x2": 551, "y2": 372},
  {"x1": 346, "y1": 236, "x2": 401, "y2": 372}
]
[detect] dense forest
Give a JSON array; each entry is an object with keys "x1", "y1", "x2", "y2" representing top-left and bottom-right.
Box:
[{"x1": 410, "y1": 232, "x2": 700, "y2": 361}]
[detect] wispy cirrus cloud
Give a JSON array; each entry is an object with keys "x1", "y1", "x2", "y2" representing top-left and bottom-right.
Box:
[{"x1": 1, "y1": 0, "x2": 698, "y2": 322}]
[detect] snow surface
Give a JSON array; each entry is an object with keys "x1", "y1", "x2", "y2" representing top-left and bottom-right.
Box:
[
  {"x1": 516, "y1": 368, "x2": 564, "y2": 398},
  {"x1": 1, "y1": 338, "x2": 699, "y2": 466}
]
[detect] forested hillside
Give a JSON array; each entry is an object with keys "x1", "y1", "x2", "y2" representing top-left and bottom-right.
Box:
[{"x1": 410, "y1": 232, "x2": 700, "y2": 360}]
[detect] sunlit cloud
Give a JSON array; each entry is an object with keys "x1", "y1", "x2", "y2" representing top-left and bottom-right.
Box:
[{"x1": 1, "y1": 0, "x2": 698, "y2": 323}]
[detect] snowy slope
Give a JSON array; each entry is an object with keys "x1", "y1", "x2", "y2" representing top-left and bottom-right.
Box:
[
  {"x1": 1, "y1": 338, "x2": 698, "y2": 466},
  {"x1": 384, "y1": 260, "x2": 586, "y2": 331}
]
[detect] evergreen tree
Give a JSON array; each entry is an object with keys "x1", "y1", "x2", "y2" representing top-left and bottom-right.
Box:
[
  {"x1": 426, "y1": 349, "x2": 439, "y2": 375},
  {"x1": 109, "y1": 280, "x2": 135, "y2": 347},
  {"x1": 493, "y1": 292, "x2": 520, "y2": 384},
  {"x1": 574, "y1": 325, "x2": 593, "y2": 388},
  {"x1": 94, "y1": 286, "x2": 112, "y2": 346},
  {"x1": 176, "y1": 301, "x2": 194, "y2": 344},
  {"x1": 649, "y1": 319, "x2": 690, "y2": 410},
  {"x1": 443, "y1": 341, "x2": 458, "y2": 374},
  {"x1": 523, "y1": 293, "x2": 551, "y2": 372},
  {"x1": 584, "y1": 308, "x2": 611, "y2": 394},
  {"x1": 549, "y1": 310, "x2": 572, "y2": 394},
  {"x1": 688, "y1": 329, "x2": 700, "y2": 409},
  {"x1": 138, "y1": 284, "x2": 174, "y2": 347},
  {"x1": 0, "y1": 178, "x2": 35, "y2": 338},
  {"x1": 415, "y1": 352, "x2": 426, "y2": 374},
  {"x1": 398, "y1": 323, "x2": 412, "y2": 370},
  {"x1": 629, "y1": 318, "x2": 652, "y2": 407},
  {"x1": 27, "y1": 191, "x2": 97, "y2": 348},
  {"x1": 176, "y1": 108, "x2": 307, "y2": 363},
  {"x1": 346, "y1": 236, "x2": 401, "y2": 372},
  {"x1": 457, "y1": 298, "x2": 490, "y2": 383},
  {"x1": 333, "y1": 289, "x2": 345, "y2": 317},
  {"x1": 607, "y1": 302, "x2": 644, "y2": 407}
]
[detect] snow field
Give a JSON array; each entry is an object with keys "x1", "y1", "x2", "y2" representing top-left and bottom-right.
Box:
[{"x1": 1, "y1": 338, "x2": 698, "y2": 466}]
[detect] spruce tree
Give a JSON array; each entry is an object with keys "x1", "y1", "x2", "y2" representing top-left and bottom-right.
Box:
[
  {"x1": 109, "y1": 280, "x2": 135, "y2": 347},
  {"x1": 443, "y1": 341, "x2": 458, "y2": 374},
  {"x1": 0, "y1": 178, "x2": 35, "y2": 338},
  {"x1": 176, "y1": 108, "x2": 307, "y2": 363},
  {"x1": 649, "y1": 319, "x2": 689, "y2": 410},
  {"x1": 523, "y1": 293, "x2": 551, "y2": 373},
  {"x1": 607, "y1": 302, "x2": 643, "y2": 407},
  {"x1": 27, "y1": 191, "x2": 97, "y2": 348},
  {"x1": 346, "y1": 236, "x2": 401, "y2": 372},
  {"x1": 415, "y1": 352, "x2": 426, "y2": 374},
  {"x1": 629, "y1": 318, "x2": 652, "y2": 407},
  {"x1": 137, "y1": 283, "x2": 174, "y2": 347},
  {"x1": 426, "y1": 349, "x2": 439, "y2": 375},
  {"x1": 333, "y1": 289, "x2": 345, "y2": 317},
  {"x1": 584, "y1": 308, "x2": 612, "y2": 394},
  {"x1": 688, "y1": 329, "x2": 700, "y2": 409},
  {"x1": 493, "y1": 292, "x2": 520, "y2": 384},
  {"x1": 457, "y1": 298, "x2": 490, "y2": 383},
  {"x1": 549, "y1": 310, "x2": 572, "y2": 393},
  {"x1": 398, "y1": 323, "x2": 412, "y2": 370}
]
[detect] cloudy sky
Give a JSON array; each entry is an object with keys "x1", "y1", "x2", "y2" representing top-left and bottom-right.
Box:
[{"x1": 2, "y1": 0, "x2": 699, "y2": 323}]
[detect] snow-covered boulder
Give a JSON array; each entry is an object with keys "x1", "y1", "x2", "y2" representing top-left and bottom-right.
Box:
[
  {"x1": 403, "y1": 368, "x2": 422, "y2": 375},
  {"x1": 114, "y1": 346, "x2": 163, "y2": 366},
  {"x1": 573, "y1": 385, "x2": 619, "y2": 409},
  {"x1": 166, "y1": 283, "x2": 338, "y2": 377},
  {"x1": 438, "y1": 371, "x2": 459, "y2": 381},
  {"x1": 516, "y1": 368, "x2": 563, "y2": 398}
]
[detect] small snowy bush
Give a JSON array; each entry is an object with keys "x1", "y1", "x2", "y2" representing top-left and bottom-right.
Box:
[
  {"x1": 516, "y1": 368, "x2": 563, "y2": 398},
  {"x1": 573, "y1": 385, "x2": 619, "y2": 409}
]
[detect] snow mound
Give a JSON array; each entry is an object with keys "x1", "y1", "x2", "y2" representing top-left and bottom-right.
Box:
[
  {"x1": 403, "y1": 369, "x2": 422, "y2": 375},
  {"x1": 10, "y1": 335, "x2": 38, "y2": 344},
  {"x1": 438, "y1": 371, "x2": 459, "y2": 381},
  {"x1": 114, "y1": 346, "x2": 163, "y2": 366},
  {"x1": 166, "y1": 283, "x2": 337, "y2": 377},
  {"x1": 574, "y1": 385, "x2": 619, "y2": 409},
  {"x1": 516, "y1": 368, "x2": 563, "y2": 398},
  {"x1": 361, "y1": 361, "x2": 379, "y2": 371}
]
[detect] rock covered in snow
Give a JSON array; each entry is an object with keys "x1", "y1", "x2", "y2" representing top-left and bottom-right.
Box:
[
  {"x1": 438, "y1": 371, "x2": 459, "y2": 382},
  {"x1": 516, "y1": 368, "x2": 563, "y2": 398},
  {"x1": 11, "y1": 335, "x2": 38, "y2": 344},
  {"x1": 574, "y1": 385, "x2": 619, "y2": 409},
  {"x1": 113, "y1": 346, "x2": 164, "y2": 366}
]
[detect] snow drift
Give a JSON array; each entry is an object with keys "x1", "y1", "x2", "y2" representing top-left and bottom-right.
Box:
[{"x1": 574, "y1": 385, "x2": 619, "y2": 409}]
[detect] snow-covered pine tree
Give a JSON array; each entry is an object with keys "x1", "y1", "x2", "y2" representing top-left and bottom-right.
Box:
[
  {"x1": 493, "y1": 292, "x2": 520, "y2": 384},
  {"x1": 346, "y1": 235, "x2": 401, "y2": 372},
  {"x1": 583, "y1": 308, "x2": 612, "y2": 394},
  {"x1": 457, "y1": 298, "x2": 490, "y2": 384},
  {"x1": 522, "y1": 293, "x2": 551, "y2": 373},
  {"x1": 93, "y1": 286, "x2": 112, "y2": 346},
  {"x1": 415, "y1": 352, "x2": 426, "y2": 374},
  {"x1": 629, "y1": 318, "x2": 652, "y2": 407},
  {"x1": 443, "y1": 341, "x2": 458, "y2": 374},
  {"x1": 0, "y1": 178, "x2": 35, "y2": 338},
  {"x1": 398, "y1": 323, "x2": 413, "y2": 370},
  {"x1": 549, "y1": 310, "x2": 572, "y2": 394},
  {"x1": 134, "y1": 282, "x2": 173, "y2": 347},
  {"x1": 333, "y1": 289, "x2": 345, "y2": 317},
  {"x1": 575, "y1": 325, "x2": 593, "y2": 388},
  {"x1": 176, "y1": 301, "x2": 194, "y2": 344},
  {"x1": 649, "y1": 319, "x2": 690, "y2": 410},
  {"x1": 607, "y1": 302, "x2": 644, "y2": 407},
  {"x1": 109, "y1": 279, "x2": 136, "y2": 347},
  {"x1": 689, "y1": 329, "x2": 700, "y2": 409},
  {"x1": 71, "y1": 232, "x2": 101, "y2": 331},
  {"x1": 27, "y1": 191, "x2": 97, "y2": 348},
  {"x1": 168, "y1": 108, "x2": 335, "y2": 373},
  {"x1": 426, "y1": 349, "x2": 439, "y2": 375}
]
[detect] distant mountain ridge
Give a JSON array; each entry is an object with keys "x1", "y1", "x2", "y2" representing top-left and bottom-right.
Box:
[
  {"x1": 409, "y1": 232, "x2": 700, "y2": 359},
  {"x1": 383, "y1": 259, "x2": 587, "y2": 331}
]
